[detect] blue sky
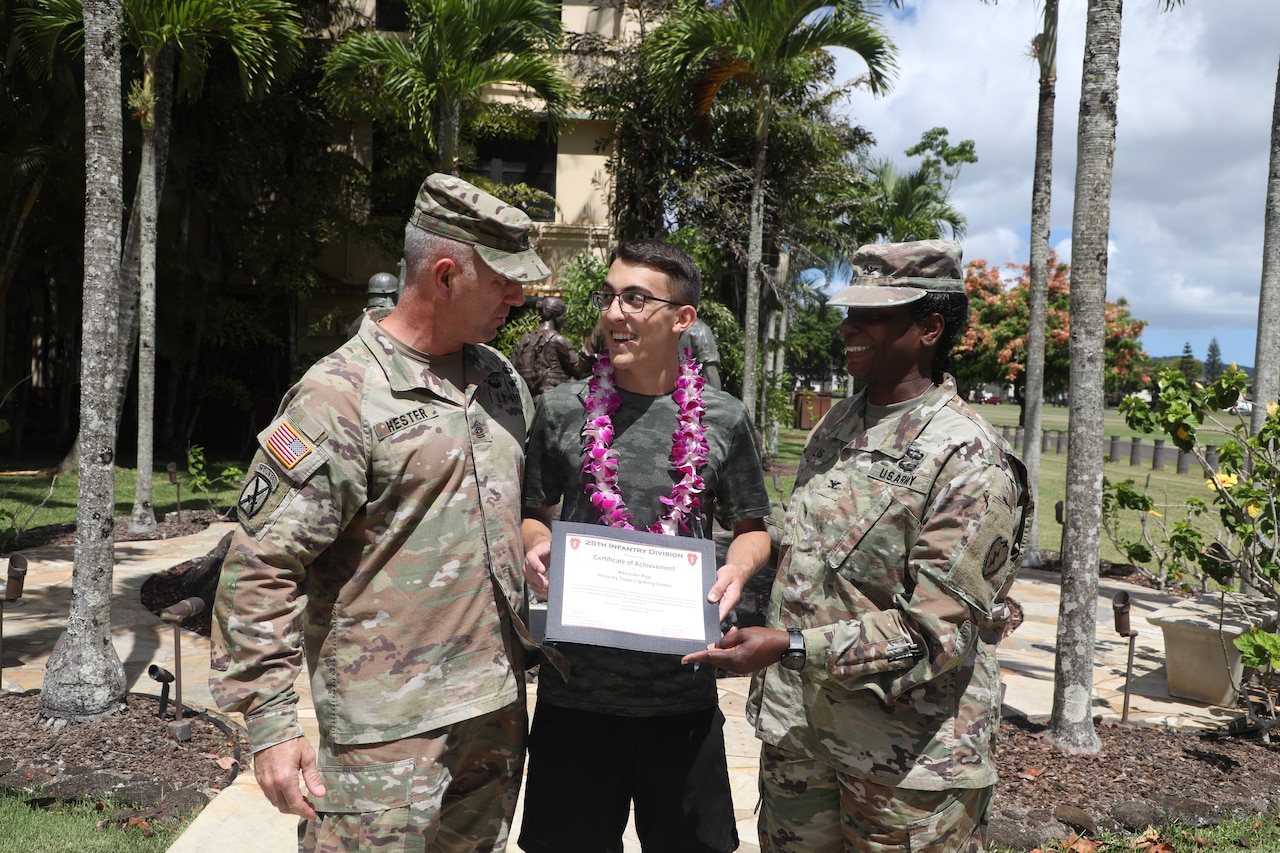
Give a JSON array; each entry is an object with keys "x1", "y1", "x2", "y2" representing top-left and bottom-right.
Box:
[{"x1": 827, "y1": 0, "x2": 1278, "y2": 368}]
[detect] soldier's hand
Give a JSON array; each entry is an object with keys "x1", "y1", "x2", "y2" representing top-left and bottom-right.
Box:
[
  {"x1": 681, "y1": 626, "x2": 789, "y2": 675},
  {"x1": 255, "y1": 736, "x2": 326, "y2": 820},
  {"x1": 524, "y1": 540, "x2": 551, "y2": 598}
]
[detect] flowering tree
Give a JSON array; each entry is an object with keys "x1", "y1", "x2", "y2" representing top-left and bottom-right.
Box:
[{"x1": 952, "y1": 251, "x2": 1150, "y2": 399}]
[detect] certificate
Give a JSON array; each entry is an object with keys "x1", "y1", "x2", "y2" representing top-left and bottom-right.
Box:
[{"x1": 545, "y1": 520, "x2": 719, "y2": 655}]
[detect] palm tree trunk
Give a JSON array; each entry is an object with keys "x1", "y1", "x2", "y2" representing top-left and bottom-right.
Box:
[
  {"x1": 55, "y1": 49, "x2": 174, "y2": 477},
  {"x1": 42, "y1": 0, "x2": 128, "y2": 723},
  {"x1": 1048, "y1": 0, "x2": 1121, "y2": 755},
  {"x1": 742, "y1": 86, "x2": 772, "y2": 424},
  {"x1": 1251, "y1": 56, "x2": 1280, "y2": 437},
  {"x1": 129, "y1": 119, "x2": 158, "y2": 534},
  {"x1": 1021, "y1": 0, "x2": 1059, "y2": 568},
  {"x1": 441, "y1": 98, "x2": 461, "y2": 174},
  {"x1": 0, "y1": 177, "x2": 45, "y2": 308}
]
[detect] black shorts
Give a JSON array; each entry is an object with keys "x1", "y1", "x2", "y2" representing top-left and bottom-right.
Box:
[{"x1": 517, "y1": 702, "x2": 738, "y2": 853}]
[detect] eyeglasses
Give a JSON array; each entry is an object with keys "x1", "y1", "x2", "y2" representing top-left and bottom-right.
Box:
[{"x1": 589, "y1": 290, "x2": 684, "y2": 314}]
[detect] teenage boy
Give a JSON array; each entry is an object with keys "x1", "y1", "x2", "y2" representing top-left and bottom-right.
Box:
[{"x1": 518, "y1": 239, "x2": 772, "y2": 853}]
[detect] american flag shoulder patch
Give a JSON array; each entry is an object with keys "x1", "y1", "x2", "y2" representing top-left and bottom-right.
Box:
[{"x1": 266, "y1": 419, "x2": 312, "y2": 469}]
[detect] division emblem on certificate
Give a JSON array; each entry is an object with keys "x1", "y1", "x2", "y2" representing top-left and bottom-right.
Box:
[{"x1": 544, "y1": 520, "x2": 720, "y2": 655}]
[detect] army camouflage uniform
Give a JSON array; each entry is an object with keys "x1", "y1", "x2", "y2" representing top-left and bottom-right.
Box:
[
  {"x1": 749, "y1": 376, "x2": 1031, "y2": 853},
  {"x1": 210, "y1": 308, "x2": 537, "y2": 852}
]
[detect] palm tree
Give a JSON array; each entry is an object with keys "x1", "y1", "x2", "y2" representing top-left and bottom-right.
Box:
[
  {"x1": 1020, "y1": 0, "x2": 1059, "y2": 570},
  {"x1": 1251, "y1": 58, "x2": 1280, "y2": 437},
  {"x1": 40, "y1": 0, "x2": 126, "y2": 723},
  {"x1": 862, "y1": 157, "x2": 966, "y2": 242},
  {"x1": 321, "y1": 0, "x2": 572, "y2": 175},
  {"x1": 123, "y1": 0, "x2": 302, "y2": 533},
  {"x1": 18, "y1": 0, "x2": 303, "y2": 525},
  {"x1": 1048, "y1": 0, "x2": 1121, "y2": 755},
  {"x1": 651, "y1": 0, "x2": 895, "y2": 423}
]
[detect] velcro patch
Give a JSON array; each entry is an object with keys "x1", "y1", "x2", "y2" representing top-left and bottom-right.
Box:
[
  {"x1": 238, "y1": 471, "x2": 275, "y2": 518},
  {"x1": 373, "y1": 406, "x2": 434, "y2": 440},
  {"x1": 869, "y1": 464, "x2": 925, "y2": 492},
  {"x1": 266, "y1": 419, "x2": 311, "y2": 469}
]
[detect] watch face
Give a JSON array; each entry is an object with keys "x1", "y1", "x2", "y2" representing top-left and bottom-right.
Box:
[{"x1": 780, "y1": 651, "x2": 805, "y2": 671}]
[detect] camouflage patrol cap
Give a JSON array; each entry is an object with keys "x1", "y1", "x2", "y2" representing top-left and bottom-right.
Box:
[
  {"x1": 827, "y1": 240, "x2": 965, "y2": 308},
  {"x1": 410, "y1": 173, "x2": 551, "y2": 282}
]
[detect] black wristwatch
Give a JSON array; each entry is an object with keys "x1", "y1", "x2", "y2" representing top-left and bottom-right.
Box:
[{"x1": 780, "y1": 628, "x2": 806, "y2": 671}]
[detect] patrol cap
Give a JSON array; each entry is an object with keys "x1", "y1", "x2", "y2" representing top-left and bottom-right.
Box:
[
  {"x1": 409, "y1": 173, "x2": 551, "y2": 282},
  {"x1": 827, "y1": 240, "x2": 966, "y2": 308}
]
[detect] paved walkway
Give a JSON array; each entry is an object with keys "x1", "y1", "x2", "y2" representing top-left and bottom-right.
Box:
[{"x1": 0, "y1": 527, "x2": 1242, "y2": 853}]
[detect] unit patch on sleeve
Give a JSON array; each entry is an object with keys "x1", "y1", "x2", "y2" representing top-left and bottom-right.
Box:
[
  {"x1": 238, "y1": 470, "x2": 275, "y2": 518},
  {"x1": 982, "y1": 537, "x2": 1011, "y2": 578},
  {"x1": 266, "y1": 418, "x2": 312, "y2": 468}
]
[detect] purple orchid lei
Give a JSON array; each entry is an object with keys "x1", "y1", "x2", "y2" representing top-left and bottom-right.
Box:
[{"x1": 581, "y1": 351, "x2": 709, "y2": 535}]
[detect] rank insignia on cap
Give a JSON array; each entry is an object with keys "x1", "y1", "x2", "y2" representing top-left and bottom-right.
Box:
[{"x1": 266, "y1": 419, "x2": 312, "y2": 469}]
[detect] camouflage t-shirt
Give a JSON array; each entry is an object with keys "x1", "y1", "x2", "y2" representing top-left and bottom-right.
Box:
[
  {"x1": 210, "y1": 312, "x2": 534, "y2": 751},
  {"x1": 750, "y1": 376, "x2": 1032, "y2": 790},
  {"x1": 524, "y1": 380, "x2": 771, "y2": 715}
]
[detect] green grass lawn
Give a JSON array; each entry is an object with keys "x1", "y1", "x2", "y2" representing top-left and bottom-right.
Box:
[
  {"x1": 0, "y1": 460, "x2": 244, "y2": 543},
  {"x1": 975, "y1": 401, "x2": 1153, "y2": 441},
  {"x1": 0, "y1": 794, "x2": 184, "y2": 853}
]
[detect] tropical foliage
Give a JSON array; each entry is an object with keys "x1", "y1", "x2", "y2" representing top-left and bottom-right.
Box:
[
  {"x1": 649, "y1": 0, "x2": 896, "y2": 423},
  {"x1": 1121, "y1": 367, "x2": 1280, "y2": 735},
  {"x1": 320, "y1": 0, "x2": 572, "y2": 174}
]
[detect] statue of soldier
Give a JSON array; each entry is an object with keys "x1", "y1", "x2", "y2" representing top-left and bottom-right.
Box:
[
  {"x1": 512, "y1": 296, "x2": 588, "y2": 400},
  {"x1": 677, "y1": 317, "x2": 722, "y2": 389}
]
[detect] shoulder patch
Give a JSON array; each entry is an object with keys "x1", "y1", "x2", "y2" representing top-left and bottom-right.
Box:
[
  {"x1": 982, "y1": 537, "x2": 1011, "y2": 578},
  {"x1": 238, "y1": 469, "x2": 275, "y2": 518},
  {"x1": 265, "y1": 418, "x2": 312, "y2": 469}
]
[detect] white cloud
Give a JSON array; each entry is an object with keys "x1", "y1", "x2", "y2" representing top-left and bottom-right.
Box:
[{"x1": 835, "y1": 0, "x2": 1279, "y2": 367}]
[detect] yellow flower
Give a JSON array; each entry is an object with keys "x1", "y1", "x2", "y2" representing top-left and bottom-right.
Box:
[
  {"x1": 1247, "y1": 503, "x2": 1263, "y2": 518},
  {"x1": 1176, "y1": 425, "x2": 1189, "y2": 441},
  {"x1": 1206, "y1": 472, "x2": 1238, "y2": 489},
  {"x1": 1147, "y1": 509, "x2": 1164, "y2": 518},
  {"x1": 1195, "y1": 381, "x2": 1204, "y2": 390},
  {"x1": 1269, "y1": 400, "x2": 1278, "y2": 418}
]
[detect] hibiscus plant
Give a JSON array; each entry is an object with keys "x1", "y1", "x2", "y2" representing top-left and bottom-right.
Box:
[{"x1": 1120, "y1": 366, "x2": 1280, "y2": 735}]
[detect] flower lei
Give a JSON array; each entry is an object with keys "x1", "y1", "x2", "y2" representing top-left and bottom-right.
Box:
[{"x1": 581, "y1": 351, "x2": 709, "y2": 535}]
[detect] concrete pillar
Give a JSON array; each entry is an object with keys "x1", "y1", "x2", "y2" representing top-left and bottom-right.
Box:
[
  {"x1": 1152, "y1": 438, "x2": 1166, "y2": 471},
  {"x1": 1129, "y1": 436, "x2": 1142, "y2": 467}
]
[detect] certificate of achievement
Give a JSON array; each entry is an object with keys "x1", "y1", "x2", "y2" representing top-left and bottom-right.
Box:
[{"x1": 545, "y1": 520, "x2": 719, "y2": 655}]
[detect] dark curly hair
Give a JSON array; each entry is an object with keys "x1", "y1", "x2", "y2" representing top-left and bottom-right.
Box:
[{"x1": 911, "y1": 291, "x2": 970, "y2": 384}]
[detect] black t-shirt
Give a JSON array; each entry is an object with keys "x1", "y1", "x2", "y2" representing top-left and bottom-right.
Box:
[{"x1": 524, "y1": 380, "x2": 771, "y2": 714}]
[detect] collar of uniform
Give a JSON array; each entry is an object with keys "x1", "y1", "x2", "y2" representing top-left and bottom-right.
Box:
[
  {"x1": 844, "y1": 375, "x2": 959, "y2": 459},
  {"x1": 358, "y1": 311, "x2": 505, "y2": 400}
]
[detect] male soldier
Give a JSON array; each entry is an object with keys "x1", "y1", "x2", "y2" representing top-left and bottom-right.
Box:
[
  {"x1": 512, "y1": 296, "x2": 589, "y2": 400},
  {"x1": 210, "y1": 173, "x2": 550, "y2": 852},
  {"x1": 685, "y1": 241, "x2": 1033, "y2": 852}
]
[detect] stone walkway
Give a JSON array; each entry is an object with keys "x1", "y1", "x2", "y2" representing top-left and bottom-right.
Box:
[{"x1": 0, "y1": 527, "x2": 1243, "y2": 853}]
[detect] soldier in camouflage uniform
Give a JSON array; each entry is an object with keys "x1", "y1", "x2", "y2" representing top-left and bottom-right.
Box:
[
  {"x1": 209, "y1": 173, "x2": 552, "y2": 853},
  {"x1": 684, "y1": 241, "x2": 1033, "y2": 852}
]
